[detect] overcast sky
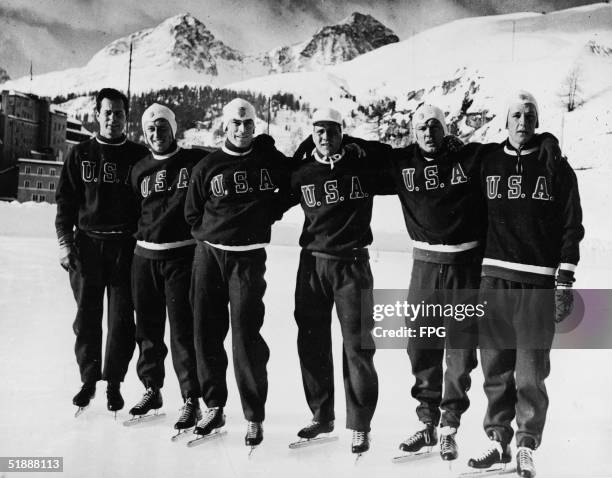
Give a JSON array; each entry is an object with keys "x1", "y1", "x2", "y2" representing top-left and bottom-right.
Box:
[{"x1": 0, "y1": 0, "x2": 601, "y2": 78}]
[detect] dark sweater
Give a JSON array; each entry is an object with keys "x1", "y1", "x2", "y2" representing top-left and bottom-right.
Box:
[
  {"x1": 387, "y1": 142, "x2": 488, "y2": 263},
  {"x1": 288, "y1": 147, "x2": 388, "y2": 255},
  {"x1": 184, "y1": 144, "x2": 289, "y2": 247},
  {"x1": 55, "y1": 135, "x2": 149, "y2": 240},
  {"x1": 131, "y1": 146, "x2": 207, "y2": 258},
  {"x1": 479, "y1": 138, "x2": 584, "y2": 285}
]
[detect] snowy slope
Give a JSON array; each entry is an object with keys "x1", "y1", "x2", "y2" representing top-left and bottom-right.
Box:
[{"x1": 218, "y1": 4, "x2": 612, "y2": 167}]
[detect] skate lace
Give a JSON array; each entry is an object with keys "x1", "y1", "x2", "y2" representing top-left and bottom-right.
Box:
[
  {"x1": 177, "y1": 399, "x2": 195, "y2": 422},
  {"x1": 352, "y1": 430, "x2": 366, "y2": 445},
  {"x1": 135, "y1": 388, "x2": 157, "y2": 408},
  {"x1": 473, "y1": 445, "x2": 499, "y2": 463},
  {"x1": 517, "y1": 448, "x2": 533, "y2": 470},
  {"x1": 403, "y1": 429, "x2": 425, "y2": 447},
  {"x1": 199, "y1": 408, "x2": 219, "y2": 427},
  {"x1": 246, "y1": 421, "x2": 261, "y2": 438},
  {"x1": 440, "y1": 434, "x2": 456, "y2": 454}
]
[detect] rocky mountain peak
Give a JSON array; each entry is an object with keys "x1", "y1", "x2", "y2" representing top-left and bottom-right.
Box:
[{"x1": 261, "y1": 12, "x2": 398, "y2": 73}]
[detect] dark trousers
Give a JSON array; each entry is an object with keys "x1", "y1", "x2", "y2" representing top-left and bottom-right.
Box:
[
  {"x1": 191, "y1": 242, "x2": 269, "y2": 422},
  {"x1": 69, "y1": 233, "x2": 136, "y2": 384},
  {"x1": 479, "y1": 276, "x2": 555, "y2": 449},
  {"x1": 407, "y1": 259, "x2": 480, "y2": 428},
  {"x1": 294, "y1": 250, "x2": 379, "y2": 432},
  {"x1": 131, "y1": 251, "x2": 199, "y2": 398}
]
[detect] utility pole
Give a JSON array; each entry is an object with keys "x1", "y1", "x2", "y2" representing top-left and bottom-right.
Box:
[
  {"x1": 126, "y1": 41, "x2": 133, "y2": 137},
  {"x1": 267, "y1": 96, "x2": 271, "y2": 135},
  {"x1": 511, "y1": 20, "x2": 516, "y2": 62}
]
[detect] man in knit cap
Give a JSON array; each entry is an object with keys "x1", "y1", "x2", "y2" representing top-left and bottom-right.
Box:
[
  {"x1": 125, "y1": 103, "x2": 206, "y2": 436},
  {"x1": 466, "y1": 90, "x2": 583, "y2": 478},
  {"x1": 388, "y1": 103, "x2": 484, "y2": 462},
  {"x1": 185, "y1": 98, "x2": 288, "y2": 450},
  {"x1": 56, "y1": 88, "x2": 148, "y2": 416},
  {"x1": 284, "y1": 106, "x2": 388, "y2": 456}
]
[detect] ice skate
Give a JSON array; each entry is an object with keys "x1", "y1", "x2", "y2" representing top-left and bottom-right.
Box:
[
  {"x1": 393, "y1": 423, "x2": 437, "y2": 463},
  {"x1": 440, "y1": 427, "x2": 459, "y2": 461},
  {"x1": 289, "y1": 420, "x2": 338, "y2": 449},
  {"x1": 123, "y1": 387, "x2": 165, "y2": 426},
  {"x1": 461, "y1": 440, "x2": 514, "y2": 477},
  {"x1": 106, "y1": 382, "x2": 123, "y2": 418},
  {"x1": 352, "y1": 430, "x2": 370, "y2": 463},
  {"x1": 187, "y1": 407, "x2": 226, "y2": 448},
  {"x1": 73, "y1": 382, "x2": 96, "y2": 417},
  {"x1": 171, "y1": 397, "x2": 202, "y2": 441},
  {"x1": 245, "y1": 421, "x2": 263, "y2": 456},
  {"x1": 516, "y1": 447, "x2": 536, "y2": 478}
]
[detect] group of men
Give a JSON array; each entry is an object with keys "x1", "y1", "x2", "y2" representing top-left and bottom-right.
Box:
[{"x1": 55, "y1": 86, "x2": 583, "y2": 477}]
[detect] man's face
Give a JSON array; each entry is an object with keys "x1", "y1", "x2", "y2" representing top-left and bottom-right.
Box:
[
  {"x1": 313, "y1": 122, "x2": 342, "y2": 157},
  {"x1": 415, "y1": 119, "x2": 445, "y2": 155},
  {"x1": 145, "y1": 119, "x2": 173, "y2": 154},
  {"x1": 507, "y1": 103, "x2": 537, "y2": 147},
  {"x1": 226, "y1": 119, "x2": 255, "y2": 148},
  {"x1": 96, "y1": 98, "x2": 126, "y2": 139}
]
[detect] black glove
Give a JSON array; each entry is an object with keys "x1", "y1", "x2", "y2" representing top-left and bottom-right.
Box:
[
  {"x1": 345, "y1": 142, "x2": 366, "y2": 158},
  {"x1": 253, "y1": 133, "x2": 276, "y2": 152},
  {"x1": 555, "y1": 282, "x2": 574, "y2": 323},
  {"x1": 59, "y1": 234, "x2": 81, "y2": 273},
  {"x1": 443, "y1": 135, "x2": 464, "y2": 153},
  {"x1": 538, "y1": 132, "x2": 563, "y2": 176},
  {"x1": 293, "y1": 135, "x2": 315, "y2": 160}
]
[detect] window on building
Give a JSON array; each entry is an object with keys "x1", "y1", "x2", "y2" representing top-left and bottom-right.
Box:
[
  {"x1": 37, "y1": 167, "x2": 43, "y2": 175},
  {"x1": 49, "y1": 182, "x2": 55, "y2": 191},
  {"x1": 25, "y1": 166, "x2": 31, "y2": 174},
  {"x1": 31, "y1": 194, "x2": 45, "y2": 202},
  {"x1": 50, "y1": 169, "x2": 56, "y2": 177},
  {"x1": 36, "y1": 181, "x2": 43, "y2": 189},
  {"x1": 24, "y1": 180, "x2": 30, "y2": 188}
]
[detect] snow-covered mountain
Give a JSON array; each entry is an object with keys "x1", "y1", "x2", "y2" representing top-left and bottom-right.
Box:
[
  {"x1": 259, "y1": 12, "x2": 398, "y2": 74},
  {"x1": 1, "y1": 13, "x2": 269, "y2": 97},
  {"x1": 90, "y1": 13, "x2": 244, "y2": 76},
  {"x1": 2, "y1": 11, "x2": 397, "y2": 97}
]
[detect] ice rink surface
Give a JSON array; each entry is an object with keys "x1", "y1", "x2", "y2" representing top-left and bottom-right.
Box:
[{"x1": 0, "y1": 235, "x2": 611, "y2": 478}]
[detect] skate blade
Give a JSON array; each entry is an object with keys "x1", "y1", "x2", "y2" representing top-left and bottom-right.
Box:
[
  {"x1": 122, "y1": 411, "x2": 166, "y2": 427},
  {"x1": 459, "y1": 465, "x2": 517, "y2": 477},
  {"x1": 392, "y1": 449, "x2": 434, "y2": 463},
  {"x1": 248, "y1": 446, "x2": 258, "y2": 458},
  {"x1": 74, "y1": 406, "x2": 89, "y2": 418},
  {"x1": 354, "y1": 452, "x2": 367, "y2": 465},
  {"x1": 288, "y1": 435, "x2": 339, "y2": 449},
  {"x1": 186, "y1": 429, "x2": 227, "y2": 448},
  {"x1": 171, "y1": 427, "x2": 195, "y2": 442}
]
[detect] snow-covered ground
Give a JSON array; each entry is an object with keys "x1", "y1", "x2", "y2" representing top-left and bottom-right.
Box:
[{"x1": 0, "y1": 198, "x2": 611, "y2": 478}]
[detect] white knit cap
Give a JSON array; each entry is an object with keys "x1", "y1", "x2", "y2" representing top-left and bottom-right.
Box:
[
  {"x1": 312, "y1": 107, "x2": 343, "y2": 129},
  {"x1": 223, "y1": 98, "x2": 256, "y2": 130},
  {"x1": 506, "y1": 90, "x2": 539, "y2": 128},
  {"x1": 413, "y1": 104, "x2": 448, "y2": 135},
  {"x1": 141, "y1": 103, "x2": 177, "y2": 138}
]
